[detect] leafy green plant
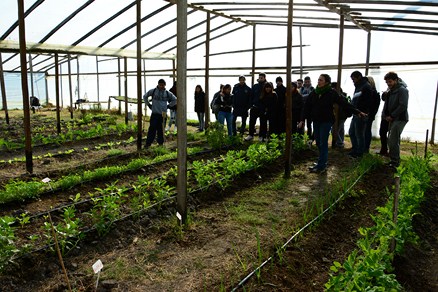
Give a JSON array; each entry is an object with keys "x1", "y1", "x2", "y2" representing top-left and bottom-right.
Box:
[
  {"x1": 90, "y1": 193, "x2": 123, "y2": 236},
  {"x1": 291, "y1": 133, "x2": 308, "y2": 152},
  {"x1": 42, "y1": 206, "x2": 84, "y2": 255},
  {"x1": 325, "y1": 154, "x2": 431, "y2": 291},
  {"x1": 0, "y1": 179, "x2": 43, "y2": 203},
  {"x1": 0, "y1": 216, "x2": 19, "y2": 272},
  {"x1": 191, "y1": 160, "x2": 218, "y2": 189},
  {"x1": 205, "y1": 122, "x2": 228, "y2": 149},
  {"x1": 16, "y1": 212, "x2": 30, "y2": 228}
]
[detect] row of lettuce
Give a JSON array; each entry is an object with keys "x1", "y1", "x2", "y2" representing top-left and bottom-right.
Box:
[
  {"x1": 0, "y1": 113, "x2": 134, "y2": 151},
  {"x1": 325, "y1": 154, "x2": 432, "y2": 291},
  {"x1": 0, "y1": 136, "x2": 285, "y2": 272}
]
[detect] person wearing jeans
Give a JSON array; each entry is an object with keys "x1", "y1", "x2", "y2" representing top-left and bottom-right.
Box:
[
  {"x1": 313, "y1": 121, "x2": 333, "y2": 170},
  {"x1": 349, "y1": 115, "x2": 368, "y2": 157},
  {"x1": 214, "y1": 84, "x2": 234, "y2": 136},
  {"x1": 299, "y1": 74, "x2": 366, "y2": 173},
  {"x1": 349, "y1": 71, "x2": 372, "y2": 158},
  {"x1": 143, "y1": 79, "x2": 177, "y2": 148}
]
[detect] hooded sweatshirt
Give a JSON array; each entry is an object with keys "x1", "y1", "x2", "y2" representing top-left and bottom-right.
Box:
[{"x1": 383, "y1": 79, "x2": 409, "y2": 122}]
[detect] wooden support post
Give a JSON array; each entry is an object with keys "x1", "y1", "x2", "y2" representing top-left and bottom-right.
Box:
[
  {"x1": 299, "y1": 26, "x2": 303, "y2": 79},
  {"x1": 365, "y1": 31, "x2": 371, "y2": 76},
  {"x1": 251, "y1": 25, "x2": 256, "y2": 86},
  {"x1": 136, "y1": 0, "x2": 142, "y2": 151},
  {"x1": 28, "y1": 53, "x2": 34, "y2": 97},
  {"x1": 118, "y1": 57, "x2": 122, "y2": 115},
  {"x1": 55, "y1": 54, "x2": 61, "y2": 134},
  {"x1": 176, "y1": 0, "x2": 188, "y2": 225},
  {"x1": 96, "y1": 56, "x2": 100, "y2": 103},
  {"x1": 124, "y1": 56, "x2": 128, "y2": 124},
  {"x1": 18, "y1": 0, "x2": 33, "y2": 174},
  {"x1": 68, "y1": 55, "x2": 73, "y2": 119},
  {"x1": 425, "y1": 129, "x2": 429, "y2": 159},
  {"x1": 284, "y1": 0, "x2": 294, "y2": 178},
  {"x1": 76, "y1": 57, "x2": 80, "y2": 100},
  {"x1": 204, "y1": 12, "x2": 210, "y2": 128},
  {"x1": 44, "y1": 71, "x2": 49, "y2": 105},
  {"x1": 333, "y1": 13, "x2": 345, "y2": 148},
  {"x1": 0, "y1": 53, "x2": 9, "y2": 124}
]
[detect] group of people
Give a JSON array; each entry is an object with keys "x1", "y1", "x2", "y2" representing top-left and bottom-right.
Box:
[
  {"x1": 210, "y1": 73, "x2": 310, "y2": 141},
  {"x1": 143, "y1": 71, "x2": 409, "y2": 173},
  {"x1": 299, "y1": 71, "x2": 408, "y2": 173}
]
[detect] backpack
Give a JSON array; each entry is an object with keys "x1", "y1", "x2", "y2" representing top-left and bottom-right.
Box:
[
  {"x1": 369, "y1": 90, "x2": 381, "y2": 118},
  {"x1": 341, "y1": 93, "x2": 353, "y2": 118},
  {"x1": 210, "y1": 92, "x2": 221, "y2": 114}
]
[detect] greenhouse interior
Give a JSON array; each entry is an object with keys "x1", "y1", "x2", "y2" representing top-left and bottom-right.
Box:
[{"x1": 0, "y1": 1, "x2": 437, "y2": 291}]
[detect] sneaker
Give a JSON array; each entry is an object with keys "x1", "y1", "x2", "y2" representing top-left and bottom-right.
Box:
[
  {"x1": 309, "y1": 167, "x2": 326, "y2": 174},
  {"x1": 245, "y1": 135, "x2": 254, "y2": 141},
  {"x1": 376, "y1": 151, "x2": 389, "y2": 157},
  {"x1": 386, "y1": 161, "x2": 399, "y2": 168},
  {"x1": 308, "y1": 164, "x2": 318, "y2": 170}
]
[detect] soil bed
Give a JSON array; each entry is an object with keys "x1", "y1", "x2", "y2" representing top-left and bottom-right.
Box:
[{"x1": 1, "y1": 110, "x2": 437, "y2": 291}]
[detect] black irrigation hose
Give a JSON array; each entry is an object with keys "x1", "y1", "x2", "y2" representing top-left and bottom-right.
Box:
[
  {"x1": 4, "y1": 130, "x2": 136, "y2": 153},
  {"x1": 21, "y1": 142, "x2": 240, "y2": 221},
  {"x1": 10, "y1": 152, "x2": 266, "y2": 262},
  {"x1": 23, "y1": 147, "x2": 218, "y2": 221},
  {"x1": 4, "y1": 139, "x2": 212, "y2": 196},
  {"x1": 231, "y1": 163, "x2": 376, "y2": 291}
]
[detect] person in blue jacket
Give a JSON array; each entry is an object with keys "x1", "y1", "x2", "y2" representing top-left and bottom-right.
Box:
[{"x1": 143, "y1": 79, "x2": 176, "y2": 148}]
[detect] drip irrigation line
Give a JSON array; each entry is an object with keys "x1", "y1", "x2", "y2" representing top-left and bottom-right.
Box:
[
  {"x1": 3, "y1": 144, "x2": 215, "y2": 212},
  {"x1": 231, "y1": 163, "x2": 376, "y2": 291},
  {"x1": 10, "y1": 151, "x2": 270, "y2": 261},
  {"x1": 23, "y1": 147, "x2": 220, "y2": 221},
  {"x1": 8, "y1": 143, "x2": 278, "y2": 270},
  {"x1": 5, "y1": 129, "x2": 137, "y2": 153}
]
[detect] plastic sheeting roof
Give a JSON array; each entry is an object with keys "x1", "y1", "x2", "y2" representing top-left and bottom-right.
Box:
[{"x1": 0, "y1": 0, "x2": 437, "y2": 73}]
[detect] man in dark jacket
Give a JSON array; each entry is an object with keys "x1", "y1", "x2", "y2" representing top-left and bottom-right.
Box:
[
  {"x1": 383, "y1": 72, "x2": 409, "y2": 167},
  {"x1": 348, "y1": 71, "x2": 372, "y2": 158},
  {"x1": 245, "y1": 72, "x2": 267, "y2": 141},
  {"x1": 232, "y1": 76, "x2": 252, "y2": 135}
]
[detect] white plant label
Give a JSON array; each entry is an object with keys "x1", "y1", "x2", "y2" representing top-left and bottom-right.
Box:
[
  {"x1": 42, "y1": 177, "x2": 51, "y2": 183},
  {"x1": 176, "y1": 212, "x2": 182, "y2": 221},
  {"x1": 92, "y1": 259, "x2": 103, "y2": 274}
]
